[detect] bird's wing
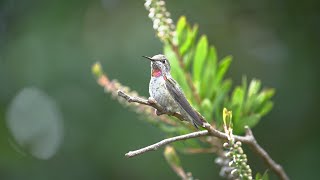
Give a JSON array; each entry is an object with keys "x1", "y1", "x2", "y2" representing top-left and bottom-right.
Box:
[{"x1": 165, "y1": 77, "x2": 204, "y2": 128}]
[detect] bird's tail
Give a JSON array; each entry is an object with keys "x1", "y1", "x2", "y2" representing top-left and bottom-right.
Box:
[
  {"x1": 191, "y1": 111, "x2": 207, "y2": 129},
  {"x1": 183, "y1": 108, "x2": 206, "y2": 129}
]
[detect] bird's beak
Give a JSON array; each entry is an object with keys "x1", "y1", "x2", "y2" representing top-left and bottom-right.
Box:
[{"x1": 142, "y1": 56, "x2": 154, "y2": 61}]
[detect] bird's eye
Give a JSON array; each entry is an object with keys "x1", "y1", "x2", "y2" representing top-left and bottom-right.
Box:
[{"x1": 161, "y1": 60, "x2": 165, "y2": 64}]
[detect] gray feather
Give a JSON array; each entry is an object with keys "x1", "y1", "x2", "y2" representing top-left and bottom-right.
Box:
[{"x1": 165, "y1": 78, "x2": 204, "y2": 128}]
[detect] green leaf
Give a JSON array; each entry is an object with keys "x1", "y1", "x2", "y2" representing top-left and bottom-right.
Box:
[
  {"x1": 215, "y1": 55, "x2": 232, "y2": 85},
  {"x1": 176, "y1": 16, "x2": 187, "y2": 45},
  {"x1": 212, "y1": 79, "x2": 232, "y2": 126},
  {"x1": 176, "y1": 17, "x2": 198, "y2": 57},
  {"x1": 241, "y1": 76, "x2": 248, "y2": 97},
  {"x1": 166, "y1": 17, "x2": 275, "y2": 134},
  {"x1": 212, "y1": 80, "x2": 232, "y2": 107},
  {"x1": 235, "y1": 114, "x2": 261, "y2": 134},
  {"x1": 221, "y1": 79, "x2": 232, "y2": 94},
  {"x1": 206, "y1": 54, "x2": 232, "y2": 101},
  {"x1": 201, "y1": 98, "x2": 213, "y2": 121},
  {"x1": 201, "y1": 46, "x2": 217, "y2": 98},
  {"x1": 248, "y1": 79, "x2": 261, "y2": 97},
  {"x1": 262, "y1": 171, "x2": 269, "y2": 180},
  {"x1": 184, "y1": 25, "x2": 199, "y2": 69},
  {"x1": 257, "y1": 88, "x2": 275, "y2": 105},
  {"x1": 244, "y1": 79, "x2": 264, "y2": 113},
  {"x1": 258, "y1": 101, "x2": 273, "y2": 116},
  {"x1": 255, "y1": 173, "x2": 262, "y2": 180},
  {"x1": 231, "y1": 86, "x2": 244, "y2": 123},
  {"x1": 193, "y1": 35, "x2": 208, "y2": 84},
  {"x1": 180, "y1": 30, "x2": 192, "y2": 55},
  {"x1": 231, "y1": 87, "x2": 244, "y2": 106},
  {"x1": 255, "y1": 171, "x2": 269, "y2": 180}
]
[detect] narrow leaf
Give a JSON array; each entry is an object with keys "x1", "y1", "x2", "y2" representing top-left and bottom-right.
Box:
[
  {"x1": 215, "y1": 55, "x2": 232, "y2": 85},
  {"x1": 256, "y1": 88, "x2": 275, "y2": 105},
  {"x1": 258, "y1": 101, "x2": 273, "y2": 116},
  {"x1": 201, "y1": 98, "x2": 213, "y2": 121},
  {"x1": 248, "y1": 79, "x2": 261, "y2": 97},
  {"x1": 231, "y1": 87, "x2": 244, "y2": 106},
  {"x1": 234, "y1": 114, "x2": 261, "y2": 134},
  {"x1": 176, "y1": 16, "x2": 187, "y2": 46},
  {"x1": 256, "y1": 171, "x2": 269, "y2": 180},
  {"x1": 201, "y1": 46, "x2": 217, "y2": 98},
  {"x1": 184, "y1": 24, "x2": 199, "y2": 68},
  {"x1": 231, "y1": 86, "x2": 244, "y2": 123},
  {"x1": 193, "y1": 35, "x2": 208, "y2": 83},
  {"x1": 180, "y1": 25, "x2": 198, "y2": 56}
]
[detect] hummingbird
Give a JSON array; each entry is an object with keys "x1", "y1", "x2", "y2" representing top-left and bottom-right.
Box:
[{"x1": 143, "y1": 54, "x2": 205, "y2": 128}]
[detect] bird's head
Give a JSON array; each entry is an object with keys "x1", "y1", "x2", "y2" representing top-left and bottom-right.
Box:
[{"x1": 143, "y1": 54, "x2": 171, "y2": 77}]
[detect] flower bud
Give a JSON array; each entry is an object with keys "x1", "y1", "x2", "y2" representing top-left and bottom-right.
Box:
[
  {"x1": 223, "y1": 142, "x2": 230, "y2": 148},
  {"x1": 164, "y1": 146, "x2": 181, "y2": 167},
  {"x1": 144, "y1": 0, "x2": 152, "y2": 9},
  {"x1": 236, "y1": 141, "x2": 242, "y2": 146},
  {"x1": 148, "y1": 12, "x2": 155, "y2": 18},
  {"x1": 230, "y1": 169, "x2": 238, "y2": 175},
  {"x1": 237, "y1": 147, "x2": 244, "y2": 154}
]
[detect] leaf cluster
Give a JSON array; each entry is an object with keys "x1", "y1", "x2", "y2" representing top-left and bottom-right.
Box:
[{"x1": 165, "y1": 16, "x2": 274, "y2": 134}]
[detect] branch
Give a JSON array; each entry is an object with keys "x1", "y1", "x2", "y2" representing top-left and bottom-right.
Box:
[
  {"x1": 118, "y1": 90, "x2": 289, "y2": 180},
  {"x1": 125, "y1": 130, "x2": 209, "y2": 158},
  {"x1": 118, "y1": 90, "x2": 186, "y2": 121},
  {"x1": 244, "y1": 127, "x2": 289, "y2": 180}
]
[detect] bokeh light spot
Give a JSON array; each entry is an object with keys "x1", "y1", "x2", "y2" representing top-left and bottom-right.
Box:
[{"x1": 6, "y1": 87, "x2": 64, "y2": 160}]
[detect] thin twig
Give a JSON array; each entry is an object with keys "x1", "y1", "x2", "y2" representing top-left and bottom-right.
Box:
[
  {"x1": 125, "y1": 130, "x2": 209, "y2": 158},
  {"x1": 244, "y1": 127, "x2": 289, "y2": 180},
  {"x1": 118, "y1": 91, "x2": 289, "y2": 180},
  {"x1": 118, "y1": 90, "x2": 185, "y2": 121}
]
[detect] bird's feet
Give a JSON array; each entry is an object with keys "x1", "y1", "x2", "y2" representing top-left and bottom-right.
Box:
[
  {"x1": 155, "y1": 108, "x2": 175, "y2": 116},
  {"x1": 148, "y1": 97, "x2": 175, "y2": 116},
  {"x1": 147, "y1": 97, "x2": 157, "y2": 104},
  {"x1": 155, "y1": 109, "x2": 165, "y2": 116}
]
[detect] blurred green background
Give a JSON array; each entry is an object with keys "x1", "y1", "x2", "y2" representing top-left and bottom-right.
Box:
[{"x1": 0, "y1": 0, "x2": 319, "y2": 179}]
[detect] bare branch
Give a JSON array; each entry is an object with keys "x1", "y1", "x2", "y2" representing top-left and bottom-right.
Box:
[
  {"x1": 244, "y1": 127, "x2": 289, "y2": 180},
  {"x1": 125, "y1": 130, "x2": 209, "y2": 158},
  {"x1": 118, "y1": 91, "x2": 289, "y2": 180},
  {"x1": 118, "y1": 90, "x2": 185, "y2": 121},
  {"x1": 118, "y1": 90, "x2": 167, "y2": 112}
]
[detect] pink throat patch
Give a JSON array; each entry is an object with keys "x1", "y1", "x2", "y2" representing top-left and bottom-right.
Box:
[{"x1": 152, "y1": 69, "x2": 162, "y2": 77}]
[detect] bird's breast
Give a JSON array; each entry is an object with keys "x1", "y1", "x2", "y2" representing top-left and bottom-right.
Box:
[{"x1": 149, "y1": 77, "x2": 178, "y2": 112}]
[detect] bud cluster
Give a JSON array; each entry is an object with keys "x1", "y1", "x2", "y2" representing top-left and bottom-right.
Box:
[
  {"x1": 217, "y1": 108, "x2": 252, "y2": 179},
  {"x1": 215, "y1": 156, "x2": 236, "y2": 179},
  {"x1": 222, "y1": 141, "x2": 253, "y2": 180},
  {"x1": 144, "y1": 0, "x2": 175, "y2": 41}
]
